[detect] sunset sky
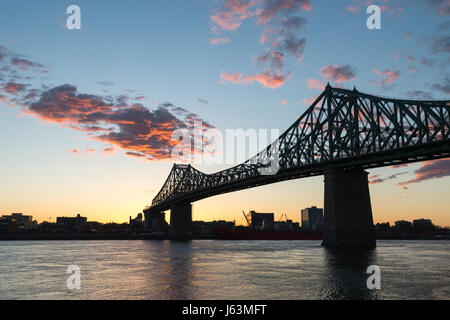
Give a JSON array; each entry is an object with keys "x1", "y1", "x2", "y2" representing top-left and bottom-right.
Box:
[{"x1": 0, "y1": 0, "x2": 449, "y2": 226}]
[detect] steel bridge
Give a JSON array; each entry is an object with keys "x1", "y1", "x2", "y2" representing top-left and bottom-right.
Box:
[{"x1": 144, "y1": 84, "x2": 450, "y2": 246}]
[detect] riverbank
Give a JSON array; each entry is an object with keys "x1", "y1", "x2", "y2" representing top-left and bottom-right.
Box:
[
  {"x1": 0, "y1": 233, "x2": 448, "y2": 241},
  {"x1": 0, "y1": 233, "x2": 168, "y2": 241}
]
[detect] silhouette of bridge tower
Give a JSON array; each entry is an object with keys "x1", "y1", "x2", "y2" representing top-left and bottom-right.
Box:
[{"x1": 144, "y1": 84, "x2": 450, "y2": 246}]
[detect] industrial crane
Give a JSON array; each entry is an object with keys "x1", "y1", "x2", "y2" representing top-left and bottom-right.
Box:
[{"x1": 242, "y1": 211, "x2": 251, "y2": 226}]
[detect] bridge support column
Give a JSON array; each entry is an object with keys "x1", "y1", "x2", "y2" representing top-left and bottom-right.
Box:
[
  {"x1": 144, "y1": 211, "x2": 169, "y2": 232},
  {"x1": 322, "y1": 168, "x2": 376, "y2": 247},
  {"x1": 170, "y1": 203, "x2": 192, "y2": 240}
]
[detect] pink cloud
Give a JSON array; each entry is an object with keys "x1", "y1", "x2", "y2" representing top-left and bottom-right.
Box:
[
  {"x1": 221, "y1": 71, "x2": 288, "y2": 89},
  {"x1": 210, "y1": 0, "x2": 254, "y2": 31},
  {"x1": 209, "y1": 37, "x2": 230, "y2": 45},
  {"x1": 220, "y1": 72, "x2": 243, "y2": 84},
  {"x1": 3, "y1": 82, "x2": 29, "y2": 94},
  {"x1": 302, "y1": 94, "x2": 319, "y2": 106},
  {"x1": 373, "y1": 69, "x2": 401, "y2": 84},
  {"x1": 70, "y1": 148, "x2": 95, "y2": 154},
  {"x1": 398, "y1": 159, "x2": 450, "y2": 188},
  {"x1": 346, "y1": 6, "x2": 360, "y2": 13},
  {"x1": 307, "y1": 78, "x2": 325, "y2": 90}
]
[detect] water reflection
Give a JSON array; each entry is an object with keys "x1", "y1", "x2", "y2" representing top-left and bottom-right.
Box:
[
  {"x1": 320, "y1": 247, "x2": 383, "y2": 300},
  {"x1": 143, "y1": 241, "x2": 196, "y2": 299}
]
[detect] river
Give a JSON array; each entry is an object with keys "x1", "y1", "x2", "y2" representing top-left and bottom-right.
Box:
[{"x1": 0, "y1": 240, "x2": 448, "y2": 299}]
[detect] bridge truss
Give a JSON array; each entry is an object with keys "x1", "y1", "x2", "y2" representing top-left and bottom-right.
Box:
[{"x1": 147, "y1": 85, "x2": 450, "y2": 212}]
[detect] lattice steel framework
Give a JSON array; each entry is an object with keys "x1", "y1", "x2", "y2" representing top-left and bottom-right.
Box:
[{"x1": 146, "y1": 85, "x2": 450, "y2": 213}]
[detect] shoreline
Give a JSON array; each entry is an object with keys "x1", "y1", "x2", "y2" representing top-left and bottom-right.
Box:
[{"x1": 0, "y1": 233, "x2": 448, "y2": 241}]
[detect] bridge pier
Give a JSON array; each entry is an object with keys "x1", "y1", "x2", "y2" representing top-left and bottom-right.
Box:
[
  {"x1": 144, "y1": 211, "x2": 169, "y2": 232},
  {"x1": 170, "y1": 202, "x2": 192, "y2": 240},
  {"x1": 322, "y1": 168, "x2": 376, "y2": 247}
]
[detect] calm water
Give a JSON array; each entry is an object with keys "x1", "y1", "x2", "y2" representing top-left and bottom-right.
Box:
[{"x1": 0, "y1": 240, "x2": 448, "y2": 300}]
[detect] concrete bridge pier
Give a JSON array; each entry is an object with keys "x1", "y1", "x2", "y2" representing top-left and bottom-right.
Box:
[
  {"x1": 170, "y1": 202, "x2": 192, "y2": 240},
  {"x1": 322, "y1": 168, "x2": 376, "y2": 247},
  {"x1": 144, "y1": 211, "x2": 169, "y2": 232}
]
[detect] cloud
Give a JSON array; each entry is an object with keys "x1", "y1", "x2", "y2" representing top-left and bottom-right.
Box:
[
  {"x1": 125, "y1": 151, "x2": 146, "y2": 158},
  {"x1": 390, "y1": 163, "x2": 410, "y2": 169},
  {"x1": 11, "y1": 58, "x2": 44, "y2": 71},
  {"x1": 302, "y1": 94, "x2": 319, "y2": 106},
  {"x1": 259, "y1": 17, "x2": 307, "y2": 61},
  {"x1": 371, "y1": 69, "x2": 401, "y2": 88},
  {"x1": 3, "y1": 82, "x2": 29, "y2": 94},
  {"x1": 422, "y1": 0, "x2": 450, "y2": 15},
  {"x1": 220, "y1": 72, "x2": 244, "y2": 84},
  {"x1": 431, "y1": 76, "x2": 450, "y2": 95},
  {"x1": 210, "y1": 0, "x2": 254, "y2": 31},
  {"x1": 211, "y1": 0, "x2": 310, "y2": 89},
  {"x1": 280, "y1": 99, "x2": 287, "y2": 105},
  {"x1": 256, "y1": 0, "x2": 311, "y2": 24},
  {"x1": 97, "y1": 81, "x2": 115, "y2": 86},
  {"x1": 220, "y1": 70, "x2": 288, "y2": 89},
  {"x1": 243, "y1": 71, "x2": 288, "y2": 88},
  {"x1": 14, "y1": 84, "x2": 214, "y2": 161},
  {"x1": 70, "y1": 147, "x2": 95, "y2": 154},
  {"x1": 346, "y1": 6, "x2": 360, "y2": 13},
  {"x1": 320, "y1": 65, "x2": 356, "y2": 83},
  {"x1": 281, "y1": 16, "x2": 307, "y2": 31},
  {"x1": 398, "y1": 159, "x2": 450, "y2": 188},
  {"x1": 345, "y1": 1, "x2": 404, "y2": 15},
  {"x1": 306, "y1": 78, "x2": 325, "y2": 90},
  {"x1": 436, "y1": 20, "x2": 450, "y2": 31},
  {"x1": 209, "y1": 37, "x2": 230, "y2": 45},
  {"x1": 369, "y1": 171, "x2": 409, "y2": 185},
  {"x1": 406, "y1": 90, "x2": 434, "y2": 99},
  {"x1": 101, "y1": 146, "x2": 115, "y2": 155},
  {"x1": 257, "y1": 51, "x2": 285, "y2": 69},
  {"x1": 430, "y1": 35, "x2": 450, "y2": 54},
  {"x1": 420, "y1": 57, "x2": 435, "y2": 67},
  {"x1": 0, "y1": 44, "x2": 215, "y2": 162},
  {"x1": 280, "y1": 36, "x2": 306, "y2": 61}
]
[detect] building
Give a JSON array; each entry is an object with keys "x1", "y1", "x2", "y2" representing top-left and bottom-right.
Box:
[
  {"x1": 0, "y1": 217, "x2": 12, "y2": 232},
  {"x1": 301, "y1": 206, "x2": 324, "y2": 230},
  {"x1": 394, "y1": 220, "x2": 413, "y2": 233},
  {"x1": 413, "y1": 219, "x2": 433, "y2": 233},
  {"x1": 56, "y1": 214, "x2": 87, "y2": 229},
  {"x1": 129, "y1": 213, "x2": 143, "y2": 229},
  {"x1": 246, "y1": 211, "x2": 274, "y2": 230},
  {"x1": 274, "y1": 220, "x2": 300, "y2": 232},
  {"x1": 0, "y1": 213, "x2": 36, "y2": 231}
]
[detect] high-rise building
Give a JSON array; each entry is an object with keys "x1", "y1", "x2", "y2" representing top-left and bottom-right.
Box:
[{"x1": 301, "y1": 206, "x2": 324, "y2": 230}]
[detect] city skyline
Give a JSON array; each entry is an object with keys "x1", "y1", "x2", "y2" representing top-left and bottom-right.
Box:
[{"x1": 1, "y1": 0, "x2": 449, "y2": 226}]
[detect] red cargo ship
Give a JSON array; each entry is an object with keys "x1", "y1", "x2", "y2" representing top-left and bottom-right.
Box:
[{"x1": 214, "y1": 228, "x2": 323, "y2": 240}]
